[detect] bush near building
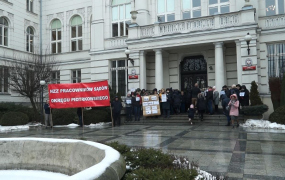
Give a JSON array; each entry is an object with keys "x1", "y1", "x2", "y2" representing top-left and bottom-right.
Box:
[
  {"x1": 83, "y1": 107, "x2": 111, "y2": 125},
  {"x1": 249, "y1": 81, "x2": 263, "y2": 106},
  {"x1": 51, "y1": 108, "x2": 77, "y2": 125},
  {"x1": 269, "y1": 105, "x2": 285, "y2": 125},
  {"x1": 0, "y1": 102, "x2": 37, "y2": 122},
  {"x1": 269, "y1": 77, "x2": 281, "y2": 110},
  {"x1": 242, "y1": 104, "x2": 268, "y2": 116},
  {"x1": 0, "y1": 112, "x2": 29, "y2": 126},
  {"x1": 281, "y1": 76, "x2": 285, "y2": 107}
]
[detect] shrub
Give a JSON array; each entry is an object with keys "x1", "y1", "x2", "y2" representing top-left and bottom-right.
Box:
[
  {"x1": 269, "y1": 105, "x2": 285, "y2": 124},
  {"x1": 281, "y1": 76, "x2": 285, "y2": 106},
  {"x1": 52, "y1": 108, "x2": 76, "y2": 125},
  {"x1": 269, "y1": 77, "x2": 281, "y2": 110},
  {"x1": 0, "y1": 112, "x2": 29, "y2": 126},
  {"x1": 249, "y1": 81, "x2": 263, "y2": 106},
  {"x1": 0, "y1": 102, "x2": 37, "y2": 122},
  {"x1": 83, "y1": 107, "x2": 111, "y2": 125},
  {"x1": 242, "y1": 104, "x2": 269, "y2": 116}
]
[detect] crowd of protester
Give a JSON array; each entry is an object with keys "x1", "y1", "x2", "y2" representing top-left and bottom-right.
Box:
[{"x1": 112, "y1": 83, "x2": 250, "y2": 128}]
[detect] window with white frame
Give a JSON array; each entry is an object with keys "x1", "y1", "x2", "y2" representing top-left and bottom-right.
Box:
[
  {"x1": 266, "y1": 0, "x2": 285, "y2": 16},
  {"x1": 71, "y1": 15, "x2": 83, "y2": 52},
  {"x1": 51, "y1": 19, "x2": 62, "y2": 54},
  {"x1": 111, "y1": 0, "x2": 131, "y2": 37},
  {"x1": 208, "y1": 0, "x2": 230, "y2": 15},
  {"x1": 268, "y1": 43, "x2": 285, "y2": 78},
  {"x1": 0, "y1": 66, "x2": 9, "y2": 93},
  {"x1": 182, "y1": 0, "x2": 201, "y2": 19},
  {"x1": 72, "y1": 70, "x2": 81, "y2": 83},
  {"x1": 51, "y1": 71, "x2": 60, "y2": 84},
  {"x1": 26, "y1": 26, "x2": 34, "y2": 53},
  {"x1": 157, "y1": 0, "x2": 175, "y2": 22},
  {"x1": 26, "y1": 0, "x2": 33, "y2": 12},
  {"x1": 0, "y1": 17, "x2": 8, "y2": 47},
  {"x1": 111, "y1": 60, "x2": 126, "y2": 96}
]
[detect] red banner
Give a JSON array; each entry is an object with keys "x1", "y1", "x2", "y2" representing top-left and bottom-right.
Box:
[{"x1": 48, "y1": 81, "x2": 110, "y2": 109}]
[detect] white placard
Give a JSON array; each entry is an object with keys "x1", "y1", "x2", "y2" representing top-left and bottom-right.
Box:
[
  {"x1": 146, "y1": 110, "x2": 152, "y2": 115},
  {"x1": 148, "y1": 101, "x2": 154, "y2": 106},
  {"x1": 136, "y1": 97, "x2": 140, "y2": 101},
  {"x1": 131, "y1": 88, "x2": 136, "y2": 92},
  {"x1": 240, "y1": 92, "x2": 245, "y2": 97},
  {"x1": 152, "y1": 110, "x2": 158, "y2": 114},
  {"x1": 145, "y1": 106, "x2": 151, "y2": 111},
  {"x1": 151, "y1": 96, "x2": 157, "y2": 101},
  {"x1": 126, "y1": 100, "x2": 131, "y2": 104},
  {"x1": 220, "y1": 91, "x2": 225, "y2": 95},
  {"x1": 161, "y1": 94, "x2": 167, "y2": 102},
  {"x1": 152, "y1": 106, "x2": 158, "y2": 110},
  {"x1": 153, "y1": 101, "x2": 160, "y2": 105},
  {"x1": 143, "y1": 96, "x2": 149, "y2": 101},
  {"x1": 143, "y1": 102, "x2": 148, "y2": 106}
]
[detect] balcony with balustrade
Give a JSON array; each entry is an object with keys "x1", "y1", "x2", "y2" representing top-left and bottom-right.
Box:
[{"x1": 259, "y1": 14, "x2": 285, "y2": 30}]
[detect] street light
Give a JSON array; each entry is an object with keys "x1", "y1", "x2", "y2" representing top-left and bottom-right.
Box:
[
  {"x1": 125, "y1": 48, "x2": 134, "y2": 66},
  {"x1": 40, "y1": 80, "x2": 46, "y2": 124},
  {"x1": 245, "y1": 33, "x2": 252, "y2": 55}
]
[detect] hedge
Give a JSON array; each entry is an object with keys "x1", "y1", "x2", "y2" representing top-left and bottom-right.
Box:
[
  {"x1": 242, "y1": 104, "x2": 269, "y2": 116},
  {"x1": 0, "y1": 102, "x2": 37, "y2": 122},
  {"x1": 0, "y1": 112, "x2": 29, "y2": 126},
  {"x1": 83, "y1": 108, "x2": 111, "y2": 125},
  {"x1": 51, "y1": 108, "x2": 76, "y2": 125},
  {"x1": 269, "y1": 105, "x2": 285, "y2": 125}
]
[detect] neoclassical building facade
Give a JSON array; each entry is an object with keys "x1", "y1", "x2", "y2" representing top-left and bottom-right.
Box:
[{"x1": 1, "y1": 0, "x2": 285, "y2": 117}]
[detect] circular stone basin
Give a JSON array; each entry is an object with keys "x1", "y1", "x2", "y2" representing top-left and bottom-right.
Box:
[{"x1": 0, "y1": 138, "x2": 126, "y2": 180}]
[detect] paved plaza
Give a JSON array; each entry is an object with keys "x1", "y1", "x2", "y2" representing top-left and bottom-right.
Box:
[{"x1": 1, "y1": 122, "x2": 285, "y2": 180}]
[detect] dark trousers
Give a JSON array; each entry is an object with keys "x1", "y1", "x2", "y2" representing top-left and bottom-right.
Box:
[
  {"x1": 134, "y1": 106, "x2": 141, "y2": 121},
  {"x1": 113, "y1": 112, "x2": 121, "y2": 126},
  {"x1": 170, "y1": 104, "x2": 174, "y2": 115},
  {"x1": 163, "y1": 109, "x2": 170, "y2": 118},
  {"x1": 180, "y1": 103, "x2": 185, "y2": 113},
  {"x1": 207, "y1": 100, "x2": 213, "y2": 114},
  {"x1": 174, "y1": 104, "x2": 180, "y2": 114},
  {"x1": 198, "y1": 110, "x2": 205, "y2": 120},
  {"x1": 215, "y1": 105, "x2": 219, "y2": 113},
  {"x1": 126, "y1": 107, "x2": 132, "y2": 122},
  {"x1": 78, "y1": 115, "x2": 83, "y2": 126}
]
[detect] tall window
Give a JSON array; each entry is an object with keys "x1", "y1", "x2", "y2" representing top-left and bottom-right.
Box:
[
  {"x1": 111, "y1": 60, "x2": 126, "y2": 96},
  {"x1": 26, "y1": 0, "x2": 33, "y2": 12},
  {"x1": 157, "y1": 0, "x2": 175, "y2": 22},
  {"x1": 266, "y1": 0, "x2": 285, "y2": 16},
  {"x1": 0, "y1": 17, "x2": 8, "y2": 47},
  {"x1": 112, "y1": 0, "x2": 131, "y2": 37},
  {"x1": 268, "y1": 43, "x2": 285, "y2": 78},
  {"x1": 26, "y1": 27, "x2": 34, "y2": 53},
  {"x1": 71, "y1": 16, "x2": 82, "y2": 52},
  {"x1": 72, "y1": 70, "x2": 81, "y2": 83},
  {"x1": 51, "y1": 19, "x2": 62, "y2": 54},
  {"x1": 51, "y1": 71, "x2": 60, "y2": 84},
  {"x1": 182, "y1": 0, "x2": 201, "y2": 19},
  {"x1": 209, "y1": 0, "x2": 230, "y2": 15},
  {"x1": 0, "y1": 66, "x2": 9, "y2": 93}
]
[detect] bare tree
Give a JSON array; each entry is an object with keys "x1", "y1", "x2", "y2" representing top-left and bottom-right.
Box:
[{"x1": 6, "y1": 49, "x2": 57, "y2": 119}]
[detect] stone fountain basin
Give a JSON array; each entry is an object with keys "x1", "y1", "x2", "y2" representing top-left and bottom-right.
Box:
[{"x1": 0, "y1": 138, "x2": 126, "y2": 180}]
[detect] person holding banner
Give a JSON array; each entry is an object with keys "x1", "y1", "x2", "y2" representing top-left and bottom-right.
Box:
[
  {"x1": 111, "y1": 96, "x2": 123, "y2": 126},
  {"x1": 77, "y1": 108, "x2": 83, "y2": 127},
  {"x1": 44, "y1": 100, "x2": 53, "y2": 129},
  {"x1": 125, "y1": 92, "x2": 133, "y2": 122}
]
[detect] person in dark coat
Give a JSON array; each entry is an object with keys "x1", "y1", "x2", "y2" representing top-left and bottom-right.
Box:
[
  {"x1": 186, "y1": 90, "x2": 192, "y2": 112},
  {"x1": 132, "y1": 91, "x2": 142, "y2": 121},
  {"x1": 221, "y1": 85, "x2": 231, "y2": 98},
  {"x1": 173, "y1": 90, "x2": 181, "y2": 114},
  {"x1": 77, "y1": 108, "x2": 83, "y2": 127},
  {"x1": 191, "y1": 83, "x2": 201, "y2": 110},
  {"x1": 125, "y1": 92, "x2": 133, "y2": 122},
  {"x1": 221, "y1": 94, "x2": 231, "y2": 126},
  {"x1": 44, "y1": 100, "x2": 53, "y2": 129},
  {"x1": 111, "y1": 96, "x2": 123, "y2": 126},
  {"x1": 180, "y1": 91, "x2": 186, "y2": 113},
  {"x1": 197, "y1": 93, "x2": 206, "y2": 121},
  {"x1": 169, "y1": 88, "x2": 174, "y2": 115},
  {"x1": 159, "y1": 88, "x2": 171, "y2": 118},
  {"x1": 240, "y1": 85, "x2": 250, "y2": 107},
  {"x1": 187, "y1": 104, "x2": 195, "y2": 125},
  {"x1": 206, "y1": 86, "x2": 214, "y2": 115}
]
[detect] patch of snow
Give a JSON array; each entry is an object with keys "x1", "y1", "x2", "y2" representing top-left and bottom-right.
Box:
[
  {"x1": 26, "y1": 122, "x2": 42, "y2": 127},
  {"x1": 0, "y1": 138, "x2": 121, "y2": 180},
  {"x1": 66, "y1": 123, "x2": 79, "y2": 128},
  {"x1": 87, "y1": 122, "x2": 111, "y2": 128},
  {"x1": 0, "y1": 170, "x2": 69, "y2": 180},
  {"x1": 195, "y1": 169, "x2": 224, "y2": 180},
  {"x1": 0, "y1": 125, "x2": 29, "y2": 132},
  {"x1": 241, "y1": 119, "x2": 285, "y2": 130}
]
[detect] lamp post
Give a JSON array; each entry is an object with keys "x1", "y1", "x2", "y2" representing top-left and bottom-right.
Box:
[
  {"x1": 245, "y1": 33, "x2": 252, "y2": 55},
  {"x1": 40, "y1": 80, "x2": 46, "y2": 124}
]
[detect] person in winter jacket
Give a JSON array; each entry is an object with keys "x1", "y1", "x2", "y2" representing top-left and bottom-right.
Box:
[
  {"x1": 191, "y1": 83, "x2": 201, "y2": 110},
  {"x1": 240, "y1": 85, "x2": 250, "y2": 107},
  {"x1": 206, "y1": 86, "x2": 214, "y2": 115},
  {"x1": 159, "y1": 88, "x2": 171, "y2": 118},
  {"x1": 188, "y1": 104, "x2": 195, "y2": 125},
  {"x1": 228, "y1": 94, "x2": 240, "y2": 128},
  {"x1": 173, "y1": 90, "x2": 181, "y2": 114},
  {"x1": 180, "y1": 91, "x2": 186, "y2": 113},
  {"x1": 221, "y1": 94, "x2": 231, "y2": 126},
  {"x1": 186, "y1": 90, "x2": 192, "y2": 112},
  {"x1": 125, "y1": 92, "x2": 133, "y2": 122},
  {"x1": 112, "y1": 96, "x2": 123, "y2": 126},
  {"x1": 132, "y1": 91, "x2": 142, "y2": 121},
  {"x1": 44, "y1": 100, "x2": 53, "y2": 129},
  {"x1": 213, "y1": 86, "x2": 220, "y2": 114},
  {"x1": 197, "y1": 93, "x2": 206, "y2": 121},
  {"x1": 77, "y1": 107, "x2": 83, "y2": 127},
  {"x1": 222, "y1": 85, "x2": 231, "y2": 98}
]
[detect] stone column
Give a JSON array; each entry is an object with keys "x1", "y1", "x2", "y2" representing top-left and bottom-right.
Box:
[
  {"x1": 154, "y1": 49, "x2": 163, "y2": 90},
  {"x1": 235, "y1": 40, "x2": 242, "y2": 84},
  {"x1": 139, "y1": 51, "x2": 147, "y2": 89},
  {"x1": 214, "y1": 42, "x2": 225, "y2": 90}
]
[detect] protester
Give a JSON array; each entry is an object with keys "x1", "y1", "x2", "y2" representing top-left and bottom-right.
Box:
[
  {"x1": 240, "y1": 85, "x2": 250, "y2": 107},
  {"x1": 213, "y1": 86, "x2": 220, "y2": 114},
  {"x1": 159, "y1": 88, "x2": 171, "y2": 118},
  {"x1": 125, "y1": 92, "x2": 133, "y2": 122},
  {"x1": 153, "y1": 88, "x2": 158, "y2": 95},
  {"x1": 188, "y1": 104, "x2": 195, "y2": 125},
  {"x1": 221, "y1": 94, "x2": 231, "y2": 126},
  {"x1": 77, "y1": 107, "x2": 83, "y2": 127},
  {"x1": 173, "y1": 90, "x2": 181, "y2": 114},
  {"x1": 186, "y1": 90, "x2": 192, "y2": 113},
  {"x1": 206, "y1": 86, "x2": 214, "y2": 115},
  {"x1": 133, "y1": 91, "x2": 142, "y2": 121},
  {"x1": 191, "y1": 83, "x2": 201, "y2": 112},
  {"x1": 228, "y1": 94, "x2": 240, "y2": 128},
  {"x1": 44, "y1": 100, "x2": 53, "y2": 129},
  {"x1": 197, "y1": 93, "x2": 206, "y2": 121},
  {"x1": 112, "y1": 96, "x2": 123, "y2": 126},
  {"x1": 222, "y1": 85, "x2": 231, "y2": 98},
  {"x1": 180, "y1": 91, "x2": 186, "y2": 113}
]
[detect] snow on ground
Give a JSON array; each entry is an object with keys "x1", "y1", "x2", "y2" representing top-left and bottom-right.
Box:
[
  {"x1": 195, "y1": 169, "x2": 225, "y2": 180},
  {"x1": 26, "y1": 122, "x2": 42, "y2": 127},
  {"x1": 87, "y1": 122, "x2": 111, "y2": 128},
  {"x1": 0, "y1": 125, "x2": 29, "y2": 132},
  {"x1": 241, "y1": 119, "x2": 285, "y2": 130},
  {"x1": 0, "y1": 170, "x2": 69, "y2": 180}
]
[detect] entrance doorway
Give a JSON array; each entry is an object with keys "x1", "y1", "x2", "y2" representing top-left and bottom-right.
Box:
[{"x1": 180, "y1": 56, "x2": 207, "y2": 91}]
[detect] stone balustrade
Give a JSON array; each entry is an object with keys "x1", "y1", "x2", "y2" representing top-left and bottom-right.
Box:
[
  {"x1": 105, "y1": 36, "x2": 127, "y2": 49},
  {"x1": 259, "y1": 14, "x2": 285, "y2": 29}
]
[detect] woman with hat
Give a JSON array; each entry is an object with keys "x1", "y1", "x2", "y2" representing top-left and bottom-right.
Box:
[{"x1": 228, "y1": 94, "x2": 240, "y2": 128}]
